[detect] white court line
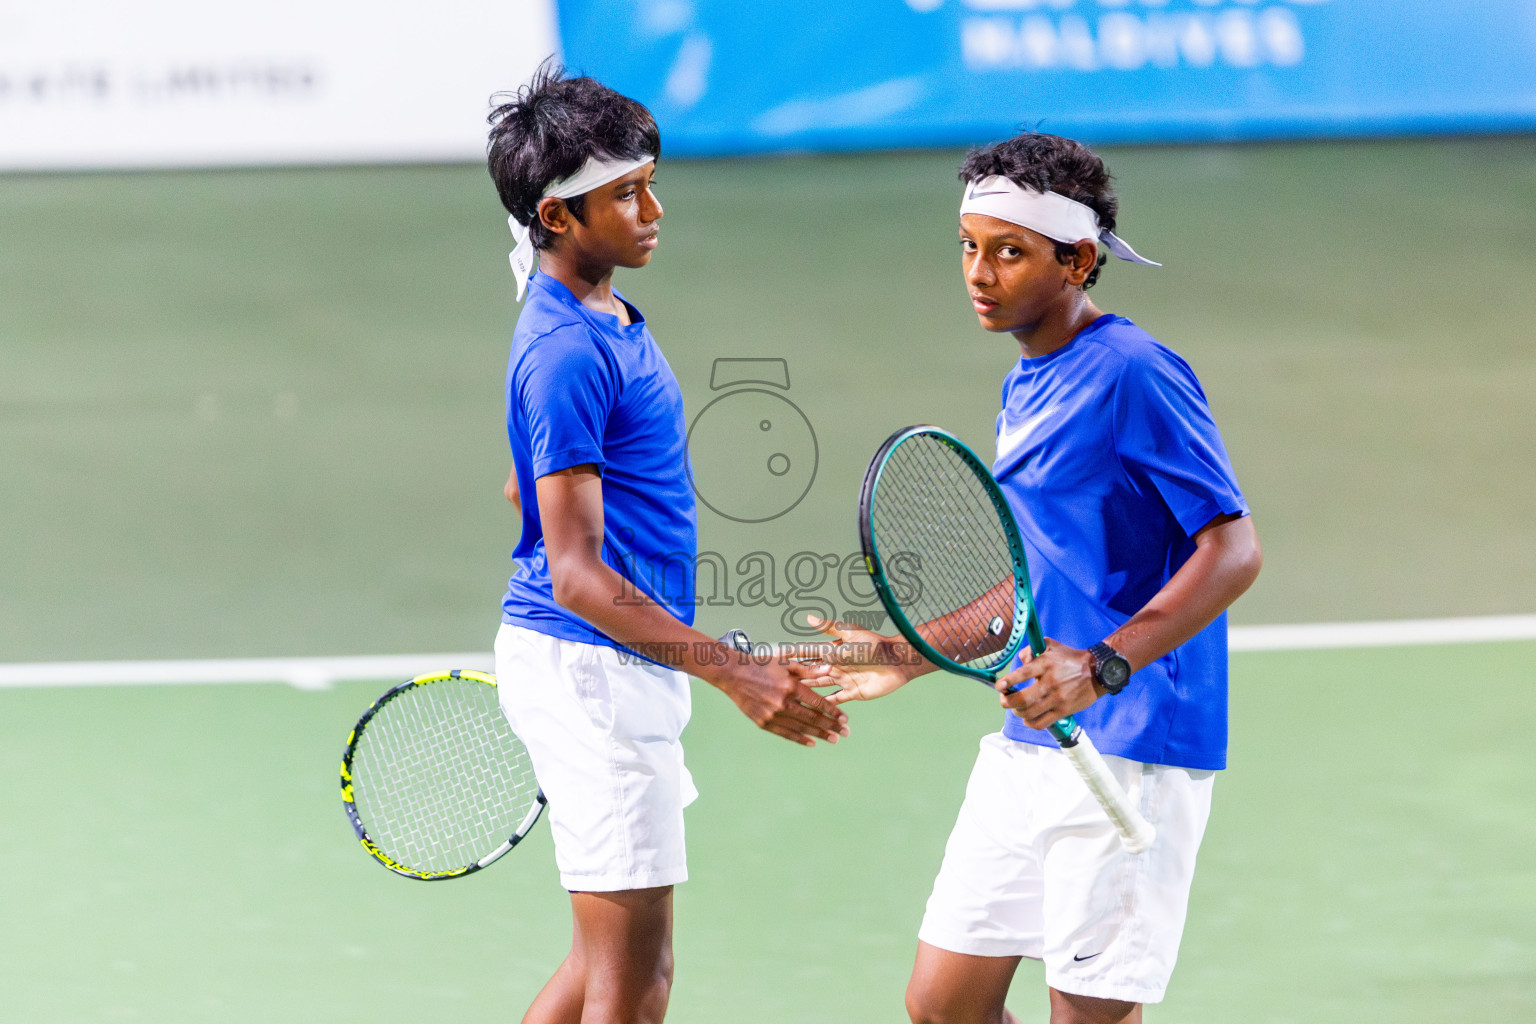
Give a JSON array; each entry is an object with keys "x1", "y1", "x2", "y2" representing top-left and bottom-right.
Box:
[
  {"x1": 0, "y1": 614, "x2": 1533, "y2": 690},
  {"x1": 1227, "y1": 614, "x2": 1536, "y2": 652},
  {"x1": 0, "y1": 653, "x2": 494, "y2": 691}
]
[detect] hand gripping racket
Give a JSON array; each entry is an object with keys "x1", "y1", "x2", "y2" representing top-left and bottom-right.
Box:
[
  {"x1": 341, "y1": 669, "x2": 545, "y2": 880},
  {"x1": 858, "y1": 425, "x2": 1155, "y2": 854}
]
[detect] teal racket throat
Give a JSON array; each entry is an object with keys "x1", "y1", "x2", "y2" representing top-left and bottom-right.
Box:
[
  {"x1": 858, "y1": 425, "x2": 1154, "y2": 851},
  {"x1": 858, "y1": 425, "x2": 1078, "y2": 745}
]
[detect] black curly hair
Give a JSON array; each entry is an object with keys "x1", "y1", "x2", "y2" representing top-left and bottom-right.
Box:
[
  {"x1": 959, "y1": 132, "x2": 1117, "y2": 289},
  {"x1": 487, "y1": 60, "x2": 661, "y2": 252}
]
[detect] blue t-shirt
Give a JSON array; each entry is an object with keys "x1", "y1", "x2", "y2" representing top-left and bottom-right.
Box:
[
  {"x1": 994, "y1": 314, "x2": 1248, "y2": 771},
  {"x1": 500, "y1": 271, "x2": 697, "y2": 650}
]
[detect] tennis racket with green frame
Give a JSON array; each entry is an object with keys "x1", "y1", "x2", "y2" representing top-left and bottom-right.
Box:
[{"x1": 858, "y1": 425, "x2": 1155, "y2": 854}]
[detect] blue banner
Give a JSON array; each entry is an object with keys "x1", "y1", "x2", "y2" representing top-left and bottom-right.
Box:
[{"x1": 556, "y1": 1, "x2": 1536, "y2": 155}]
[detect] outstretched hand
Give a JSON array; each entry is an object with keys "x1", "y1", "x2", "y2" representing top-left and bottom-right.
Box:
[
  {"x1": 713, "y1": 654, "x2": 849, "y2": 747},
  {"x1": 791, "y1": 615, "x2": 935, "y2": 705}
]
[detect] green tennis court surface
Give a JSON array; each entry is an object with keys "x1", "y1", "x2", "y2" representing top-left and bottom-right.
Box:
[
  {"x1": 3, "y1": 137, "x2": 1534, "y2": 1019},
  {"x1": 0, "y1": 642, "x2": 1531, "y2": 1022}
]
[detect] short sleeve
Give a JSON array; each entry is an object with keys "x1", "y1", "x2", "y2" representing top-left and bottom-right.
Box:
[
  {"x1": 514, "y1": 325, "x2": 619, "y2": 479},
  {"x1": 1112, "y1": 346, "x2": 1248, "y2": 537}
]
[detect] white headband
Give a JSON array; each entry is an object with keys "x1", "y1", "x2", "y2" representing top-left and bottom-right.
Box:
[
  {"x1": 508, "y1": 153, "x2": 656, "y2": 300},
  {"x1": 959, "y1": 175, "x2": 1160, "y2": 267}
]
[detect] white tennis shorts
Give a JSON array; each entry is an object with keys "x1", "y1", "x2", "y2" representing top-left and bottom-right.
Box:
[
  {"x1": 493, "y1": 623, "x2": 698, "y2": 892},
  {"x1": 918, "y1": 732, "x2": 1214, "y2": 1005}
]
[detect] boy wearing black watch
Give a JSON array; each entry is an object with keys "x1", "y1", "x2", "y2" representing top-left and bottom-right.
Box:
[{"x1": 809, "y1": 131, "x2": 1263, "y2": 1024}]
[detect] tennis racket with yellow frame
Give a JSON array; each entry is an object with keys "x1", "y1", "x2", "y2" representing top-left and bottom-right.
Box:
[{"x1": 341, "y1": 669, "x2": 544, "y2": 881}]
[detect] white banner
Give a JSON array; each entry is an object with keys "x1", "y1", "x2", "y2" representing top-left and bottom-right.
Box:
[{"x1": 0, "y1": 0, "x2": 560, "y2": 170}]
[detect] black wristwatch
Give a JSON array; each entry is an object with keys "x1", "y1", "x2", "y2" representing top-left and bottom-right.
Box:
[{"x1": 1088, "y1": 642, "x2": 1132, "y2": 695}]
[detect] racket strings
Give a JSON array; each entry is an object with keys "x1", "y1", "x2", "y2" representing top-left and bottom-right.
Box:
[
  {"x1": 351, "y1": 678, "x2": 539, "y2": 873},
  {"x1": 872, "y1": 435, "x2": 1016, "y2": 671}
]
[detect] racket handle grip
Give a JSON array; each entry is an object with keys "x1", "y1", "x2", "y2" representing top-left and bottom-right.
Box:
[{"x1": 1055, "y1": 725, "x2": 1157, "y2": 855}]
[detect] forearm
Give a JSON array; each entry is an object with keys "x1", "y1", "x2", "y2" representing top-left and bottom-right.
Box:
[
  {"x1": 915, "y1": 577, "x2": 1014, "y2": 667},
  {"x1": 534, "y1": 465, "x2": 732, "y2": 682},
  {"x1": 534, "y1": 465, "x2": 843, "y2": 745},
  {"x1": 998, "y1": 515, "x2": 1259, "y2": 727},
  {"x1": 1104, "y1": 515, "x2": 1262, "y2": 672},
  {"x1": 551, "y1": 558, "x2": 740, "y2": 685}
]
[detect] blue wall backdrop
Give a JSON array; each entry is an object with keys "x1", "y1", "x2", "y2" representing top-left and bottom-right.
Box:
[{"x1": 556, "y1": 0, "x2": 1536, "y2": 154}]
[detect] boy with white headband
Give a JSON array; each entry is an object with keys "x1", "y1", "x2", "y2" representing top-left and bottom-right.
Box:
[
  {"x1": 485, "y1": 65, "x2": 846, "y2": 1024},
  {"x1": 812, "y1": 132, "x2": 1262, "y2": 1023}
]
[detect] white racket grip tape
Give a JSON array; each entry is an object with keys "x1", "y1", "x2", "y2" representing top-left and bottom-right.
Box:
[{"x1": 1060, "y1": 731, "x2": 1157, "y2": 854}]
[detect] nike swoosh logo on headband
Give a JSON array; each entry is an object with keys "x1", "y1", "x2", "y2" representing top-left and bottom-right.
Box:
[{"x1": 967, "y1": 186, "x2": 1009, "y2": 199}]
